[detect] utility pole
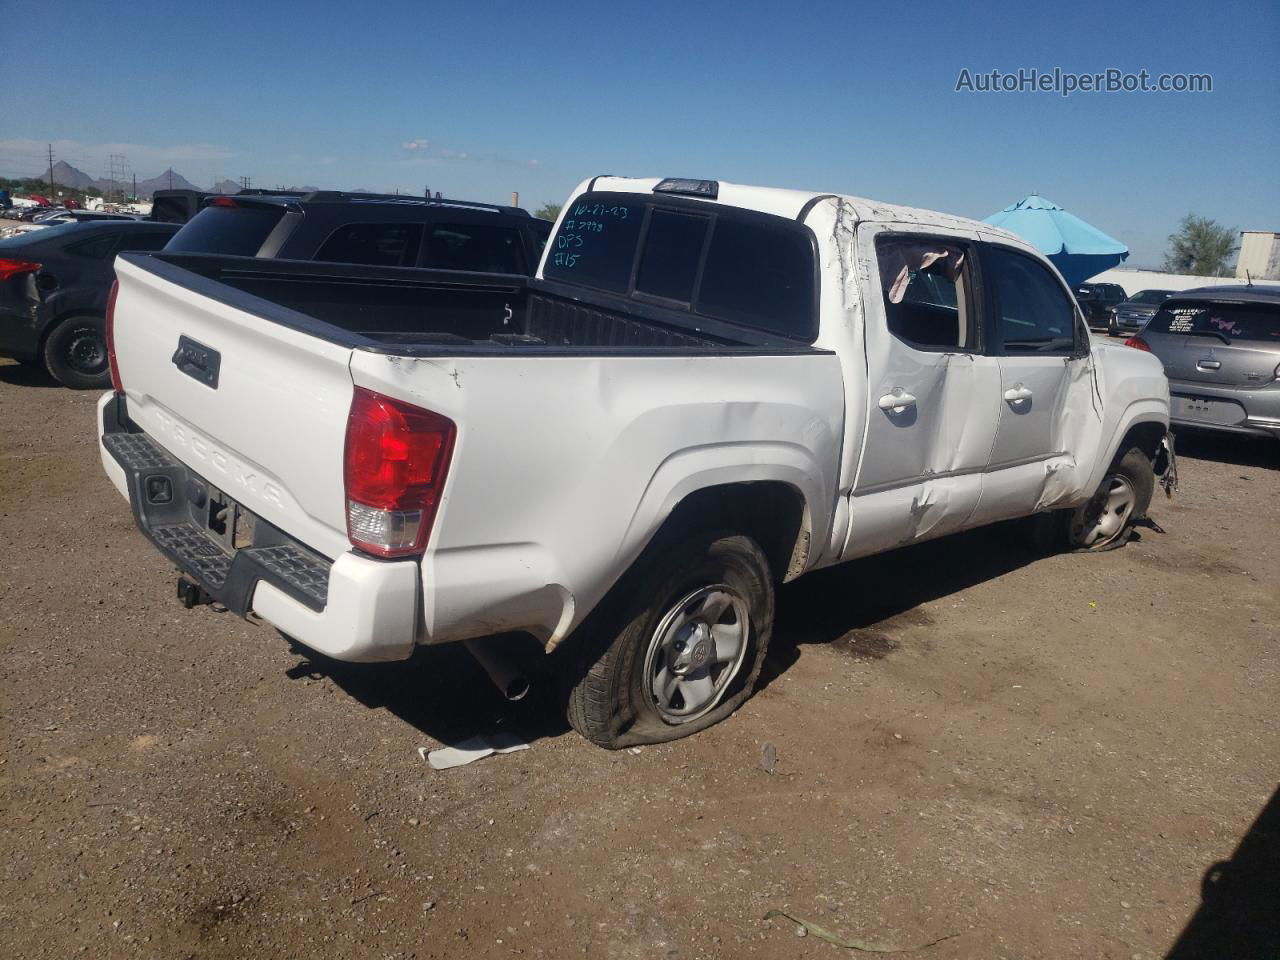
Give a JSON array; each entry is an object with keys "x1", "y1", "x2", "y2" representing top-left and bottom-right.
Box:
[
  {"x1": 168, "y1": 170, "x2": 174, "y2": 189},
  {"x1": 239, "y1": 175, "x2": 251, "y2": 191},
  {"x1": 47, "y1": 144, "x2": 56, "y2": 197},
  {"x1": 132, "y1": 174, "x2": 137, "y2": 202}
]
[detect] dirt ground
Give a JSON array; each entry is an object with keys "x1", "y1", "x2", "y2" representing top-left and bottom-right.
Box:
[{"x1": 1, "y1": 356, "x2": 1277, "y2": 960}]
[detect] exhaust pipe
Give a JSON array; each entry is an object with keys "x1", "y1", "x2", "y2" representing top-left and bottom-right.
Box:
[{"x1": 462, "y1": 636, "x2": 530, "y2": 701}]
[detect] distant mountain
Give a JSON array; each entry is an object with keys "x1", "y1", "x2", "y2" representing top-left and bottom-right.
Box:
[
  {"x1": 9, "y1": 163, "x2": 331, "y2": 200},
  {"x1": 136, "y1": 168, "x2": 202, "y2": 196},
  {"x1": 50, "y1": 160, "x2": 97, "y2": 190},
  {"x1": 12, "y1": 160, "x2": 204, "y2": 199}
]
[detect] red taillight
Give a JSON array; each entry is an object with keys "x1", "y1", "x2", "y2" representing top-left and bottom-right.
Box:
[
  {"x1": 208, "y1": 196, "x2": 239, "y2": 207},
  {"x1": 105, "y1": 279, "x2": 123, "y2": 394},
  {"x1": 1124, "y1": 335, "x2": 1151, "y2": 352},
  {"x1": 0, "y1": 258, "x2": 41, "y2": 281},
  {"x1": 343, "y1": 387, "x2": 456, "y2": 558}
]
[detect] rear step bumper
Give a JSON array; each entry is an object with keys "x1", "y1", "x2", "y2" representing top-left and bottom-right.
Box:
[{"x1": 98, "y1": 393, "x2": 419, "y2": 662}]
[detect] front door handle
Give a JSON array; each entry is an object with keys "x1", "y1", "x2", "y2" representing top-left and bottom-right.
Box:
[
  {"x1": 877, "y1": 389, "x2": 917, "y2": 413},
  {"x1": 1197, "y1": 359, "x2": 1221, "y2": 370},
  {"x1": 1003, "y1": 384, "x2": 1034, "y2": 403}
]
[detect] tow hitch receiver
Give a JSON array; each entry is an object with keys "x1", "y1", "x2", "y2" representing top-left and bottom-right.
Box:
[{"x1": 176, "y1": 576, "x2": 213, "y2": 609}]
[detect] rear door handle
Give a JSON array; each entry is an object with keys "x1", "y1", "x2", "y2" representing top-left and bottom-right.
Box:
[
  {"x1": 1003, "y1": 384, "x2": 1034, "y2": 403},
  {"x1": 1197, "y1": 359, "x2": 1221, "y2": 370},
  {"x1": 877, "y1": 389, "x2": 916, "y2": 413}
]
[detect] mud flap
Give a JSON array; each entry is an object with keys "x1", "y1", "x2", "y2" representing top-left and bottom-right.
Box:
[{"x1": 1154, "y1": 433, "x2": 1178, "y2": 499}]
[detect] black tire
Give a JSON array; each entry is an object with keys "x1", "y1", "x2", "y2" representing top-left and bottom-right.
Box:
[
  {"x1": 43, "y1": 316, "x2": 110, "y2": 389},
  {"x1": 558, "y1": 532, "x2": 774, "y2": 749},
  {"x1": 1066, "y1": 447, "x2": 1154, "y2": 552},
  {"x1": 1108, "y1": 319, "x2": 1119, "y2": 337}
]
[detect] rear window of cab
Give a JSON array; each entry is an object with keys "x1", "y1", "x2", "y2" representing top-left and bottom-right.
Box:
[{"x1": 542, "y1": 192, "x2": 818, "y2": 341}]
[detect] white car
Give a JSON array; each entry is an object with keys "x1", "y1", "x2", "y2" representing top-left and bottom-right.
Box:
[
  {"x1": 1, "y1": 209, "x2": 139, "y2": 238},
  {"x1": 98, "y1": 176, "x2": 1175, "y2": 747}
]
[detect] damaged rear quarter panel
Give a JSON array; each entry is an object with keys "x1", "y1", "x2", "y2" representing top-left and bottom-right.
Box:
[{"x1": 348, "y1": 349, "x2": 845, "y2": 646}]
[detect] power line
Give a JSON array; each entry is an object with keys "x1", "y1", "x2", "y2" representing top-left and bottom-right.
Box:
[{"x1": 104, "y1": 155, "x2": 130, "y2": 204}]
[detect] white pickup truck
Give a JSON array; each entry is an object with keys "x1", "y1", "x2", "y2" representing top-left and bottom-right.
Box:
[{"x1": 98, "y1": 177, "x2": 1174, "y2": 747}]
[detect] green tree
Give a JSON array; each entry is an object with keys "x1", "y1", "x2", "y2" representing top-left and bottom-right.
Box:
[
  {"x1": 1163, "y1": 214, "x2": 1238, "y2": 277},
  {"x1": 534, "y1": 202, "x2": 562, "y2": 222}
]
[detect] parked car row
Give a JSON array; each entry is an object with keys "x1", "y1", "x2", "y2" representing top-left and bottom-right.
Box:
[{"x1": 1, "y1": 208, "x2": 141, "y2": 238}]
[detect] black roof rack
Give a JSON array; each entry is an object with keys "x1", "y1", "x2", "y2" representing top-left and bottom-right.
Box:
[
  {"x1": 295, "y1": 191, "x2": 530, "y2": 216},
  {"x1": 233, "y1": 188, "x2": 310, "y2": 198}
]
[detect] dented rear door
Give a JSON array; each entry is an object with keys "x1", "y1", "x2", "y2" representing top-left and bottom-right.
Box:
[{"x1": 844, "y1": 226, "x2": 1000, "y2": 559}]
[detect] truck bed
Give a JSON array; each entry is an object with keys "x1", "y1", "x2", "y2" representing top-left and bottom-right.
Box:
[{"x1": 144, "y1": 253, "x2": 816, "y2": 356}]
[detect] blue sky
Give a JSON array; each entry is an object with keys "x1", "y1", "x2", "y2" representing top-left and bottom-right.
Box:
[{"x1": 2, "y1": 0, "x2": 1276, "y2": 265}]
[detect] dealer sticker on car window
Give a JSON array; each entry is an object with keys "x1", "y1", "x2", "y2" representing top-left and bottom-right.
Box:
[{"x1": 1168, "y1": 307, "x2": 1204, "y2": 333}]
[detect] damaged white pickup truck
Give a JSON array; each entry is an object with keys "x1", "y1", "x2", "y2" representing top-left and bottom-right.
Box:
[{"x1": 98, "y1": 177, "x2": 1174, "y2": 747}]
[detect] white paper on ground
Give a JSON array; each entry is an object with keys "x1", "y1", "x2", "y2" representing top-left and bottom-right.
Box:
[{"x1": 420, "y1": 732, "x2": 530, "y2": 770}]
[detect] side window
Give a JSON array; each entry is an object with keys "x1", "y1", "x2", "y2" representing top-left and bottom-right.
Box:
[
  {"x1": 423, "y1": 222, "x2": 526, "y2": 274},
  {"x1": 116, "y1": 232, "x2": 173, "y2": 253},
  {"x1": 315, "y1": 222, "x2": 423, "y2": 267},
  {"x1": 984, "y1": 247, "x2": 1078, "y2": 353},
  {"x1": 65, "y1": 234, "x2": 119, "y2": 259},
  {"x1": 875, "y1": 237, "x2": 971, "y2": 350}
]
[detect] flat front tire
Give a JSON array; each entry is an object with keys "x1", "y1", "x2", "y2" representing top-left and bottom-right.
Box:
[
  {"x1": 559, "y1": 533, "x2": 774, "y2": 748},
  {"x1": 1067, "y1": 447, "x2": 1154, "y2": 551}
]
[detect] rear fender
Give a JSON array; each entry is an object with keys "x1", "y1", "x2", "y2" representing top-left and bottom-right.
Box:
[{"x1": 620, "y1": 443, "x2": 830, "y2": 579}]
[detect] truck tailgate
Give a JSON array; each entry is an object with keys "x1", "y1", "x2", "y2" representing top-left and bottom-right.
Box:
[{"x1": 112, "y1": 255, "x2": 354, "y2": 560}]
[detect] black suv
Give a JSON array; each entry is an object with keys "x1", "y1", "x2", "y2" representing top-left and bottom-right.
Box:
[
  {"x1": 165, "y1": 192, "x2": 553, "y2": 276},
  {"x1": 1075, "y1": 282, "x2": 1127, "y2": 327}
]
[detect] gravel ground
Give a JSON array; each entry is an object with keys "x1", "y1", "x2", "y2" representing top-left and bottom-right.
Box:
[{"x1": 1, "y1": 357, "x2": 1277, "y2": 960}]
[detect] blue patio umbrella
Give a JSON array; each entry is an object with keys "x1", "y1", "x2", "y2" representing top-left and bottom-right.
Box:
[{"x1": 983, "y1": 195, "x2": 1128, "y2": 287}]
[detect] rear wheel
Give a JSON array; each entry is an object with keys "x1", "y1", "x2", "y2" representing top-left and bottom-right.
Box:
[
  {"x1": 559, "y1": 532, "x2": 773, "y2": 748},
  {"x1": 1067, "y1": 447, "x2": 1153, "y2": 551},
  {"x1": 43, "y1": 316, "x2": 110, "y2": 389}
]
